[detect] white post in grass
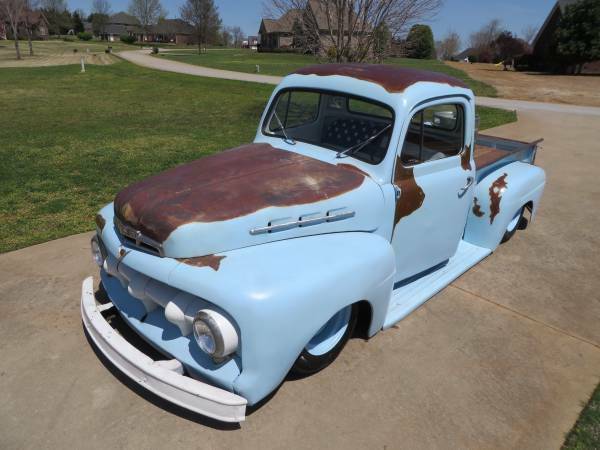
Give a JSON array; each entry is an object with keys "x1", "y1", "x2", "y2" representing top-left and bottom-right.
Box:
[{"x1": 80, "y1": 57, "x2": 85, "y2": 73}]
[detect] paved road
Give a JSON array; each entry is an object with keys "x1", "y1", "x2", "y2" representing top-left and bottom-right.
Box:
[
  {"x1": 119, "y1": 49, "x2": 600, "y2": 117},
  {"x1": 1, "y1": 107, "x2": 599, "y2": 449}
]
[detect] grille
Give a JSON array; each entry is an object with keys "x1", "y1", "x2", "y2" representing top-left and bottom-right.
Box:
[{"x1": 114, "y1": 216, "x2": 165, "y2": 257}]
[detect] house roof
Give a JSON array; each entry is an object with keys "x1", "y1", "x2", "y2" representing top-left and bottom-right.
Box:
[
  {"x1": 260, "y1": 0, "x2": 367, "y2": 35},
  {"x1": 151, "y1": 18, "x2": 194, "y2": 35},
  {"x1": 293, "y1": 64, "x2": 468, "y2": 93},
  {"x1": 261, "y1": 9, "x2": 302, "y2": 33},
  {"x1": 109, "y1": 12, "x2": 139, "y2": 26},
  {"x1": 531, "y1": 0, "x2": 579, "y2": 49}
]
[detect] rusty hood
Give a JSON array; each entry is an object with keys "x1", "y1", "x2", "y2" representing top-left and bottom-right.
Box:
[{"x1": 113, "y1": 143, "x2": 384, "y2": 258}]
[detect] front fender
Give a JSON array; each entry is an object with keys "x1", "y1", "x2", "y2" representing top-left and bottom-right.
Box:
[
  {"x1": 464, "y1": 162, "x2": 546, "y2": 250},
  {"x1": 168, "y1": 232, "x2": 395, "y2": 405}
]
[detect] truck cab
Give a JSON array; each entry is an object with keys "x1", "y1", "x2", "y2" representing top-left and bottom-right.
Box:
[{"x1": 81, "y1": 64, "x2": 545, "y2": 423}]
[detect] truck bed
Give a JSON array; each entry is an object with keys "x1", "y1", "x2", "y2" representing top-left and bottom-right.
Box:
[{"x1": 474, "y1": 134, "x2": 542, "y2": 182}]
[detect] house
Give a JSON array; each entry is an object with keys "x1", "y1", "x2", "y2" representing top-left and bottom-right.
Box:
[
  {"x1": 146, "y1": 19, "x2": 195, "y2": 45},
  {"x1": 243, "y1": 36, "x2": 259, "y2": 50},
  {"x1": 1, "y1": 10, "x2": 49, "y2": 40},
  {"x1": 100, "y1": 12, "x2": 142, "y2": 42},
  {"x1": 530, "y1": 0, "x2": 599, "y2": 73},
  {"x1": 258, "y1": 0, "x2": 366, "y2": 53}
]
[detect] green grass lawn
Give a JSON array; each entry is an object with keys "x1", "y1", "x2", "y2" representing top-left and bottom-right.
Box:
[
  {"x1": 0, "y1": 61, "x2": 512, "y2": 253},
  {"x1": 157, "y1": 49, "x2": 497, "y2": 97},
  {"x1": 563, "y1": 383, "x2": 600, "y2": 449}
]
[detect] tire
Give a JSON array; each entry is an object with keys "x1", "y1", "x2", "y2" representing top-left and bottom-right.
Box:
[
  {"x1": 291, "y1": 303, "x2": 358, "y2": 376},
  {"x1": 501, "y1": 207, "x2": 524, "y2": 243}
]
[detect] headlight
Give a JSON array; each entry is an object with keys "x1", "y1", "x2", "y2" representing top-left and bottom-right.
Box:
[
  {"x1": 193, "y1": 309, "x2": 239, "y2": 359},
  {"x1": 90, "y1": 235, "x2": 105, "y2": 267}
]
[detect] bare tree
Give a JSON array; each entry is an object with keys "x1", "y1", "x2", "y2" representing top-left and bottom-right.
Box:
[
  {"x1": 128, "y1": 0, "x2": 165, "y2": 36},
  {"x1": 40, "y1": 0, "x2": 65, "y2": 11},
  {"x1": 469, "y1": 18, "x2": 501, "y2": 62},
  {"x1": 221, "y1": 27, "x2": 232, "y2": 46},
  {"x1": 22, "y1": 0, "x2": 39, "y2": 56},
  {"x1": 437, "y1": 30, "x2": 460, "y2": 60},
  {"x1": 92, "y1": 0, "x2": 110, "y2": 14},
  {"x1": 265, "y1": 0, "x2": 442, "y2": 63},
  {"x1": 230, "y1": 25, "x2": 243, "y2": 47},
  {"x1": 1, "y1": 0, "x2": 25, "y2": 59},
  {"x1": 180, "y1": 0, "x2": 221, "y2": 53},
  {"x1": 521, "y1": 24, "x2": 537, "y2": 44}
]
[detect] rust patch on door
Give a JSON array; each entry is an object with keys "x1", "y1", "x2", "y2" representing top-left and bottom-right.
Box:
[
  {"x1": 113, "y1": 143, "x2": 366, "y2": 243},
  {"x1": 472, "y1": 197, "x2": 485, "y2": 217},
  {"x1": 294, "y1": 64, "x2": 468, "y2": 93},
  {"x1": 489, "y1": 173, "x2": 508, "y2": 224},
  {"x1": 461, "y1": 144, "x2": 472, "y2": 171},
  {"x1": 95, "y1": 214, "x2": 106, "y2": 231},
  {"x1": 393, "y1": 157, "x2": 425, "y2": 226},
  {"x1": 178, "y1": 254, "x2": 226, "y2": 271}
]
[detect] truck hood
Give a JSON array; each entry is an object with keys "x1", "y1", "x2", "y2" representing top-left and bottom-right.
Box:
[{"x1": 113, "y1": 143, "x2": 384, "y2": 259}]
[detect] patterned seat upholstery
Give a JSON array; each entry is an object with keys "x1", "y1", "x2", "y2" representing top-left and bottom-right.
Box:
[{"x1": 322, "y1": 117, "x2": 387, "y2": 149}]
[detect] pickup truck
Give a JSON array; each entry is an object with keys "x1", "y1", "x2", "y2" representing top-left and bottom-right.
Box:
[{"x1": 81, "y1": 64, "x2": 545, "y2": 423}]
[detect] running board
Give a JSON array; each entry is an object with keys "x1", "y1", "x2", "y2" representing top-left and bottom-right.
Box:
[{"x1": 383, "y1": 240, "x2": 491, "y2": 329}]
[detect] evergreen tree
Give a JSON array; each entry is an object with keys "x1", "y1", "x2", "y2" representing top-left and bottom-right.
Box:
[{"x1": 405, "y1": 24, "x2": 435, "y2": 59}]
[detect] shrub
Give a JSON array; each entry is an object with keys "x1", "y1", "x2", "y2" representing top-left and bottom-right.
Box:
[
  {"x1": 405, "y1": 24, "x2": 436, "y2": 59},
  {"x1": 77, "y1": 32, "x2": 92, "y2": 41},
  {"x1": 151, "y1": 46, "x2": 159, "y2": 54},
  {"x1": 120, "y1": 34, "x2": 136, "y2": 44}
]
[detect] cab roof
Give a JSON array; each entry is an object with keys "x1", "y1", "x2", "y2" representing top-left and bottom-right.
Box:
[{"x1": 293, "y1": 63, "x2": 468, "y2": 94}]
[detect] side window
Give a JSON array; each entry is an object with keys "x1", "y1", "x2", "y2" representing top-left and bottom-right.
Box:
[
  {"x1": 270, "y1": 90, "x2": 320, "y2": 132},
  {"x1": 400, "y1": 103, "x2": 464, "y2": 165}
]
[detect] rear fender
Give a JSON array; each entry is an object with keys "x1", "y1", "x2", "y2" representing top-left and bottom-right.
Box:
[
  {"x1": 167, "y1": 232, "x2": 396, "y2": 405},
  {"x1": 464, "y1": 162, "x2": 545, "y2": 250}
]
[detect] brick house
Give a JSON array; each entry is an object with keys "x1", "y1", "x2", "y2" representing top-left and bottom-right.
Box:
[{"x1": 258, "y1": 0, "x2": 366, "y2": 53}]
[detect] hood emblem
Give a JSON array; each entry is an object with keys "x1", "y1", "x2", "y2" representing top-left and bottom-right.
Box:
[
  {"x1": 114, "y1": 217, "x2": 165, "y2": 257},
  {"x1": 250, "y1": 209, "x2": 355, "y2": 235}
]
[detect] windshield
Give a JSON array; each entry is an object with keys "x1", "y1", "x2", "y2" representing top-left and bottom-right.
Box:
[{"x1": 263, "y1": 89, "x2": 394, "y2": 165}]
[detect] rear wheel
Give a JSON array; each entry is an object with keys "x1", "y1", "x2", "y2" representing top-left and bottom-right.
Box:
[
  {"x1": 501, "y1": 207, "x2": 524, "y2": 243},
  {"x1": 291, "y1": 304, "x2": 358, "y2": 376}
]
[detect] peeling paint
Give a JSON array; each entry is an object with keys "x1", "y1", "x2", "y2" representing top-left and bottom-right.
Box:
[
  {"x1": 489, "y1": 173, "x2": 508, "y2": 224},
  {"x1": 178, "y1": 255, "x2": 226, "y2": 271},
  {"x1": 337, "y1": 163, "x2": 370, "y2": 178},
  {"x1": 95, "y1": 214, "x2": 106, "y2": 231},
  {"x1": 461, "y1": 144, "x2": 472, "y2": 171},
  {"x1": 472, "y1": 196, "x2": 485, "y2": 217},
  {"x1": 113, "y1": 143, "x2": 366, "y2": 243},
  {"x1": 294, "y1": 64, "x2": 468, "y2": 93},
  {"x1": 393, "y1": 157, "x2": 426, "y2": 226}
]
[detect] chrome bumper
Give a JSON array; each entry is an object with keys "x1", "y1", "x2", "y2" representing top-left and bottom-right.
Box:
[{"x1": 80, "y1": 276, "x2": 247, "y2": 422}]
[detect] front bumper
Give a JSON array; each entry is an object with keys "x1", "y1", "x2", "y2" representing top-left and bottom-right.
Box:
[{"x1": 81, "y1": 276, "x2": 247, "y2": 422}]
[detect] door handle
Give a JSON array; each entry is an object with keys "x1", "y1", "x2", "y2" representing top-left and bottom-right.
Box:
[{"x1": 458, "y1": 177, "x2": 474, "y2": 198}]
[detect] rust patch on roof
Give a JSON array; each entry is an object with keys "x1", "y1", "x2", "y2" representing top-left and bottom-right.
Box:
[
  {"x1": 393, "y1": 157, "x2": 425, "y2": 227},
  {"x1": 178, "y1": 255, "x2": 226, "y2": 271},
  {"x1": 95, "y1": 213, "x2": 106, "y2": 231},
  {"x1": 472, "y1": 197, "x2": 485, "y2": 217},
  {"x1": 294, "y1": 64, "x2": 468, "y2": 93},
  {"x1": 461, "y1": 144, "x2": 472, "y2": 171},
  {"x1": 113, "y1": 143, "x2": 366, "y2": 243},
  {"x1": 489, "y1": 173, "x2": 508, "y2": 224}
]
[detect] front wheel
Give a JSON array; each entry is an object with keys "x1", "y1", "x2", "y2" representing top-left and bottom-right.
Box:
[
  {"x1": 501, "y1": 207, "x2": 524, "y2": 243},
  {"x1": 291, "y1": 304, "x2": 358, "y2": 376}
]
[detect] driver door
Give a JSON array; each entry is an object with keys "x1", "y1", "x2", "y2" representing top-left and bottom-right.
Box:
[{"x1": 391, "y1": 98, "x2": 475, "y2": 282}]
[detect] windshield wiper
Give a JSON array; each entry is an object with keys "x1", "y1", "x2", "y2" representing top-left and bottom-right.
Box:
[
  {"x1": 272, "y1": 111, "x2": 296, "y2": 145},
  {"x1": 336, "y1": 124, "x2": 391, "y2": 159}
]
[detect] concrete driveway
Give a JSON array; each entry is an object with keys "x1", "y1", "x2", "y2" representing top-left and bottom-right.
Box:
[{"x1": 1, "y1": 106, "x2": 599, "y2": 449}]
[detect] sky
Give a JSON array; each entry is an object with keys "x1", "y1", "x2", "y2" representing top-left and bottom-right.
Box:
[{"x1": 68, "y1": 0, "x2": 557, "y2": 49}]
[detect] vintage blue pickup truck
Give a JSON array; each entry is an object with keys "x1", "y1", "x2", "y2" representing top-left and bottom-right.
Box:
[{"x1": 81, "y1": 64, "x2": 545, "y2": 422}]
